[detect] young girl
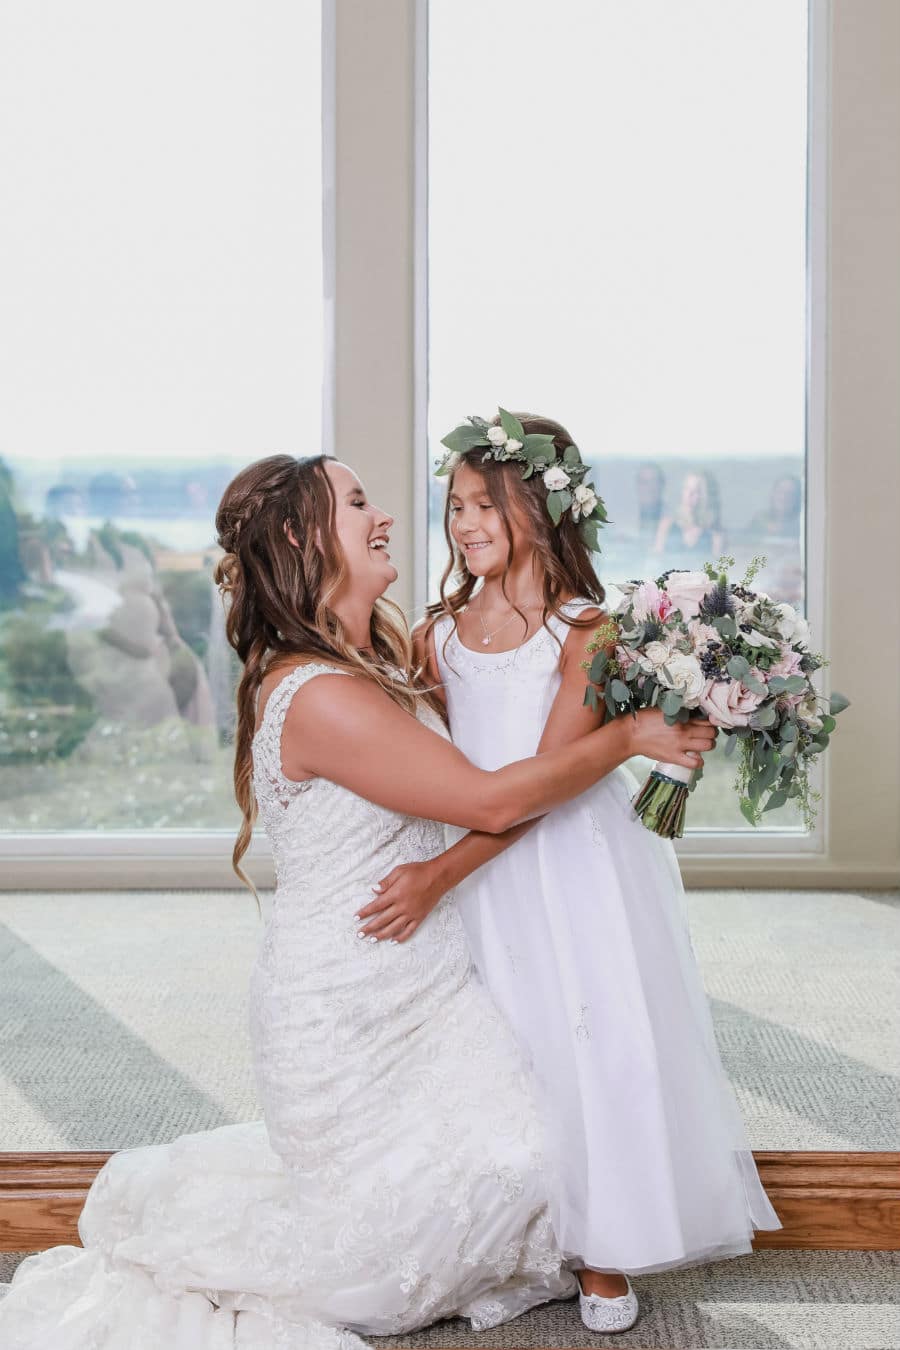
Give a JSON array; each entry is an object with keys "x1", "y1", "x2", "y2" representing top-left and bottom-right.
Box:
[{"x1": 357, "y1": 412, "x2": 781, "y2": 1334}]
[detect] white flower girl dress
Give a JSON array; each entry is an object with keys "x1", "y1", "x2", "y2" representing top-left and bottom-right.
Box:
[{"x1": 433, "y1": 602, "x2": 781, "y2": 1274}]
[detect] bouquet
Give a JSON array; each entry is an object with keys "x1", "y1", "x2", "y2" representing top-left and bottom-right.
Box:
[{"x1": 584, "y1": 558, "x2": 849, "y2": 838}]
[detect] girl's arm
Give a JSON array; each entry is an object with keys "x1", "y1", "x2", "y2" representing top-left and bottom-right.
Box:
[
  {"x1": 357, "y1": 616, "x2": 605, "y2": 940},
  {"x1": 358, "y1": 613, "x2": 713, "y2": 941}
]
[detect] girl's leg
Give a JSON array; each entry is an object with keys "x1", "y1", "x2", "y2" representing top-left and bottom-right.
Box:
[{"x1": 578, "y1": 1269, "x2": 630, "y2": 1297}]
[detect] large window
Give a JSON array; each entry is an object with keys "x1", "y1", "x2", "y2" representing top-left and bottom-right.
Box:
[
  {"x1": 0, "y1": 1, "x2": 323, "y2": 831},
  {"x1": 426, "y1": 0, "x2": 811, "y2": 832}
]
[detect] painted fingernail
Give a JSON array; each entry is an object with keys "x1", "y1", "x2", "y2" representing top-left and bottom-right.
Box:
[
  {"x1": 371, "y1": 884, "x2": 382, "y2": 893},
  {"x1": 357, "y1": 931, "x2": 366, "y2": 939},
  {"x1": 352, "y1": 914, "x2": 360, "y2": 922},
  {"x1": 389, "y1": 939, "x2": 399, "y2": 946},
  {"x1": 368, "y1": 935, "x2": 378, "y2": 944}
]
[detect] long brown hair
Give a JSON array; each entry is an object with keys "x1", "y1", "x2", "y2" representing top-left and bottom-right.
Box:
[
  {"x1": 424, "y1": 414, "x2": 606, "y2": 662},
  {"x1": 214, "y1": 454, "x2": 420, "y2": 894}
]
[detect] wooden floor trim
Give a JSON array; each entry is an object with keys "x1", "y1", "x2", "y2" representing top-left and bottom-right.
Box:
[{"x1": 1, "y1": 1150, "x2": 898, "y2": 1253}]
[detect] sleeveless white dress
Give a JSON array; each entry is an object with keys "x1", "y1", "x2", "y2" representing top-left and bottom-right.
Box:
[
  {"x1": 433, "y1": 603, "x2": 782, "y2": 1275},
  {"x1": 0, "y1": 663, "x2": 577, "y2": 1348}
]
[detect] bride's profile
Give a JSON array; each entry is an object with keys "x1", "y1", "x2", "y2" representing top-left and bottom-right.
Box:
[{"x1": 0, "y1": 453, "x2": 716, "y2": 1348}]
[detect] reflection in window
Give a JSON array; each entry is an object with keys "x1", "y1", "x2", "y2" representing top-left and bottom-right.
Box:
[
  {"x1": 427, "y1": 0, "x2": 809, "y2": 831},
  {"x1": 0, "y1": 2, "x2": 322, "y2": 831}
]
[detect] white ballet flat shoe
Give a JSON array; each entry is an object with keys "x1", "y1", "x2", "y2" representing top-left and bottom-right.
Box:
[{"x1": 578, "y1": 1276, "x2": 639, "y2": 1334}]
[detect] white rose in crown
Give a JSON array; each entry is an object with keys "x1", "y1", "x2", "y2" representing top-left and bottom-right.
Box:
[
  {"x1": 505, "y1": 437, "x2": 523, "y2": 453},
  {"x1": 663, "y1": 570, "x2": 715, "y2": 621},
  {"x1": 543, "y1": 465, "x2": 571, "y2": 491},
  {"x1": 487, "y1": 426, "x2": 508, "y2": 447},
  {"x1": 571, "y1": 483, "x2": 597, "y2": 521},
  {"x1": 656, "y1": 652, "x2": 706, "y2": 703}
]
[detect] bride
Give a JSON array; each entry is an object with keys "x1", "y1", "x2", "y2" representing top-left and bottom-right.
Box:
[{"x1": 0, "y1": 454, "x2": 716, "y2": 1348}]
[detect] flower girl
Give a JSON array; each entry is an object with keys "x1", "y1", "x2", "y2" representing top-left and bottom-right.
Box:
[{"x1": 357, "y1": 410, "x2": 781, "y2": 1334}]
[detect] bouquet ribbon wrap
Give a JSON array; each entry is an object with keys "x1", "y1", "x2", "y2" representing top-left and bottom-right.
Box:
[{"x1": 631, "y1": 762, "x2": 694, "y2": 839}]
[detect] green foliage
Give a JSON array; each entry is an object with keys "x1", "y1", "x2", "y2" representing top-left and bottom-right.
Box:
[
  {"x1": 3, "y1": 621, "x2": 91, "y2": 707},
  {"x1": 160, "y1": 570, "x2": 212, "y2": 661}
]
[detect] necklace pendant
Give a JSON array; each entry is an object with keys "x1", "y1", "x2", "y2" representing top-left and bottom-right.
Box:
[{"x1": 482, "y1": 636, "x2": 491, "y2": 645}]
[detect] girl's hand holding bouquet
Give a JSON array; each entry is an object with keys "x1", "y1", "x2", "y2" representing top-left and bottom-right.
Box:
[{"x1": 584, "y1": 557, "x2": 849, "y2": 838}]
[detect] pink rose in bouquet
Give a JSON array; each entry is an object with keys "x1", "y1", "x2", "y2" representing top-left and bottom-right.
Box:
[{"x1": 698, "y1": 677, "x2": 766, "y2": 729}]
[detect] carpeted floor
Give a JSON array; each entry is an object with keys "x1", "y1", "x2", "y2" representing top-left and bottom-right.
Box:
[
  {"x1": 2, "y1": 1250, "x2": 898, "y2": 1347},
  {"x1": 1, "y1": 889, "x2": 897, "y2": 1152}
]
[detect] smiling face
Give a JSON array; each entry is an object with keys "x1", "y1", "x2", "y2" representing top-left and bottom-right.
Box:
[
  {"x1": 447, "y1": 460, "x2": 531, "y2": 581},
  {"x1": 324, "y1": 460, "x2": 397, "y2": 598}
]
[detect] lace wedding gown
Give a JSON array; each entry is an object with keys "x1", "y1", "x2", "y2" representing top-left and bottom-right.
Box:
[{"x1": 0, "y1": 663, "x2": 576, "y2": 1349}]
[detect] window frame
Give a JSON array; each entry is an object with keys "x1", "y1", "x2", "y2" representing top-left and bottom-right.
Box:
[{"x1": 3, "y1": 0, "x2": 899, "y2": 892}]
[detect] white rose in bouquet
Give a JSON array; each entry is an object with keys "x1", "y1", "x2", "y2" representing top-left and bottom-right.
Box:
[
  {"x1": 543, "y1": 465, "x2": 571, "y2": 491},
  {"x1": 775, "y1": 603, "x2": 811, "y2": 649},
  {"x1": 663, "y1": 570, "x2": 715, "y2": 621},
  {"x1": 487, "y1": 426, "x2": 508, "y2": 446},
  {"x1": 657, "y1": 652, "x2": 706, "y2": 703},
  {"x1": 637, "y1": 639, "x2": 672, "y2": 674}
]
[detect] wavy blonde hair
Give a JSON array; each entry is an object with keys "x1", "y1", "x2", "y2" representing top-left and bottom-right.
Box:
[{"x1": 214, "y1": 454, "x2": 424, "y2": 896}]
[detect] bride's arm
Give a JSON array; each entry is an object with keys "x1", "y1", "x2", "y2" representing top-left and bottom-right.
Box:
[
  {"x1": 359, "y1": 614, "x2": 716, "y2": 941},
  {"x1": 357, "y1": 613, "x2": 612, "y2": 939},
  {"x1": 283, "y1": 667, "x2": 640, "y2": 835}
]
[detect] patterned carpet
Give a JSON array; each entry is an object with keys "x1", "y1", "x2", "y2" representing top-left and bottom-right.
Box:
[
  {"x1": 2, "y1": 1250, "x2": 898, "y2": 1348},
  {"x1": 0, "y1": 889, "x2": 897, "y2": 1151}
]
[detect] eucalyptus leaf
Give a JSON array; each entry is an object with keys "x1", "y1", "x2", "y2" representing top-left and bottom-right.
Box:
[
  {"x1": 739, "y1": 797, "x2": 758, "y2": 827},
  {"x1": 498, "y1": 407, "x2": 525, "y2": 442},
  {"x1": 440, "y1": 425, "x2": 489, "y2": 454},
  {"x1": 829, "y1": 691, "x2": 850, "y2": 715},
  {"x1": 820, "y1": 714, "x2": 836, "y2": 735},
  {"x1": 547, "y1": 491, "x2": 564, "y2": 526},
  {"x1": 763, "y1": 789, "x2": 789, "y2": 812},
  {"x1": 726, "y1": 655, "x2": 750, "y2": 680},
  {"x1": 563, "y1": 444, "x2": 580, "y2": 467},
  {"x1": 522, "y1": 433, "x2": 556, "y2": 461},
  {"x1": 610, "y1": 679, "x2": 631, "y2": 704},
  {"x1": 782, "y1": 675, "x2": 808, "y2": 694},
  {"x1": 750, "y1": 705, "x2": 777, "y2": 729},
  {"x1": 724, "y1": 733, "x2": 738, "y2": 758},
  {"x1": 768, "y1": 676, "x2": 788, "y2": 694}
]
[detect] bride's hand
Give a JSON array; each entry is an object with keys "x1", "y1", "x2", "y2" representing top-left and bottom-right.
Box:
[
  {"x1": 355, "y1": 859, "x2": 447, "y2": 943},
  {"x1": 628, "y1": 708, "x2": 718, "y2": 768}
]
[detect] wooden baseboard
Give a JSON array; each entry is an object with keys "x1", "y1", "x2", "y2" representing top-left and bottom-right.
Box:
[{"x1": 1, "y1": 1150, "x2": 898, "y2": 1254}]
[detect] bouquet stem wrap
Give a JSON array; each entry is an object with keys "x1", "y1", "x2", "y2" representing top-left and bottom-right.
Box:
[{"x1": 631, "y1": 762, "x2": 694, "y2": 839}]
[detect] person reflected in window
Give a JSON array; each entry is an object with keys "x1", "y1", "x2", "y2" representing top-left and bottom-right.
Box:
[
  {"x1": 653, "y1": 469, "x2": 725, "y2": 567},
  {"x1": 749, "y1": 473, "x2": 802, "y2": 542},
  {"x1": 635, "y1": 461, "x2": 666, "y2": 541}
]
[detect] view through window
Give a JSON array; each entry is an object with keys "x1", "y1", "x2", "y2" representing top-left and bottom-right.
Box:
[
  {"x1": 0, "y1": 1, "x2": 323, "y2": 832},
  {"x1": 427, "y1": 0, "x2": 810, "y2": 832}
]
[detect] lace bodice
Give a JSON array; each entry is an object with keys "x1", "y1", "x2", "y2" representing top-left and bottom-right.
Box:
[{"x1": 251, "y1": 661, "x2": 449, "y2": 894}]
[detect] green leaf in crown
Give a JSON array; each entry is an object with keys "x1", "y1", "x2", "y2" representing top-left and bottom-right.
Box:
[{"x1": 434, "y1": 405, "x2": 611, "y2": 550}]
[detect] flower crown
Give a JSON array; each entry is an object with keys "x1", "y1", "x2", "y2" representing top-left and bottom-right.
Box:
[{"x1": 435, "y1": 407, "x2": 608, "y2": 551}]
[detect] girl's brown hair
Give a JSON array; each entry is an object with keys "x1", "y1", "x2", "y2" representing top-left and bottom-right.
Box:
[
  {"x1": 214, "y1": 453, "x2": 420, "y2": 894},
  {"x1": 424, "y1": 414, "x2": 606, "y2": 660}
]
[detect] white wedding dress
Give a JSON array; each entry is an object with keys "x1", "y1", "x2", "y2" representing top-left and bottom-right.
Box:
[{"x1": 0, "y1": 663, "x2": 576, "y2": 1348}]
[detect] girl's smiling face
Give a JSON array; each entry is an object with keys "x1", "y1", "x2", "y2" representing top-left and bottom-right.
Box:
[{"x1": 448, "y1": 461, "x2": 530, "y2": 579}]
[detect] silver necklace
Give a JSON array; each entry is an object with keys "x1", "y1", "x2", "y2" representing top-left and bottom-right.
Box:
[{"x1": 477, "y1": 593, "x2": 543, "y2": 646}]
